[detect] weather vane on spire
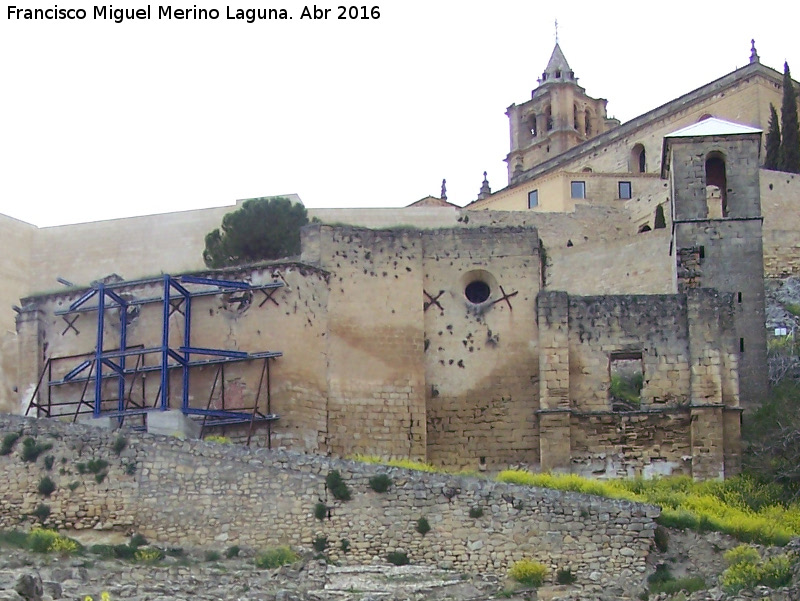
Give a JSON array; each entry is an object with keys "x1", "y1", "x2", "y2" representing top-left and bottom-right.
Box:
[{"x1": 554, "y1": 19, "x2": 559, "y2": 44}]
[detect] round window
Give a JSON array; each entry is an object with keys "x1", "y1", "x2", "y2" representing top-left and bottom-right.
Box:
[{"x1": 465, "y1": 281, "x2": 491, "y2": 304}]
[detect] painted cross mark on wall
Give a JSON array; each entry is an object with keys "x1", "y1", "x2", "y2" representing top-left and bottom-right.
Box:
[
  {"x1": 61, "y1": 315, "x2": 80, "y2": 336},
  {"x1": 491, "y1": 286, "x2": 518, "y2": 311},
  {"x1": 424, "y1": 290, "x2": 445, "y2": 312}
]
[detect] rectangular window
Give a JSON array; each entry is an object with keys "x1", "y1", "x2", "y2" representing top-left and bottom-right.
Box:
[
  {"x1": 570, "y1": 181, "x2": 586, "y2": 199},
  {"x1": 618, "y1": 181, "x2": 632, "y2": 199},
  {"x1": 527, "y1": 189, "x2": 539, "y2": 209}
]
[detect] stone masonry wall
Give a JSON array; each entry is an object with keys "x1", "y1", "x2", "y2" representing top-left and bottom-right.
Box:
[{"x1": 0, "y1": 414, "x2": 659, "y2": 590}]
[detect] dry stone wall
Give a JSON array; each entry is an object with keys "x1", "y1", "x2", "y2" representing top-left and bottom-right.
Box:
[{"x1": 0, "y1": 414, "x2": 659, "y2": 590}]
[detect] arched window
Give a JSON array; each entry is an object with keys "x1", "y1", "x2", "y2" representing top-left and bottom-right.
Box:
[
  {"x1": 546, "y1": 106, "x2": 553, "y2": 131},
  {"x1": 631, "y1": 144, "x2": 646, "y2": 173},
  {"x1": 705, "y1": 152, "x2": 728, "y2": 218},
  {"x1": 585, "y1": 109, "x2": 592, "y2": 136},
  {"x1": 528, "y1": 114, "x2": 537, "y2": 138}
]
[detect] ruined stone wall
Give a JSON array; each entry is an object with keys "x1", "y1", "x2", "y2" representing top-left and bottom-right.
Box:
[
  {"x1": 17, "y1": 264, "x2": 332, "y2": 455},
  {"x1": 548, "y1": 229, "x2": 674, "y2": 295},
  {"x1": 0, "y1": 414, "x2": 658, "y2": 589},
  {"x1": 536, "y1": 290, "x2": 741, "y2": 479},
  {"x1": 420, "y1": 227, "x2": 541, "y2": 469},
  {"x1": 761, "y1": 170, "x2": 800, "y2": 277}
]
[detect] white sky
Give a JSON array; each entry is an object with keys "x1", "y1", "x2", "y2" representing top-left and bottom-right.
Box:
[{"x1": 2, "y1": 1, "x2": 800, "y2": 227}]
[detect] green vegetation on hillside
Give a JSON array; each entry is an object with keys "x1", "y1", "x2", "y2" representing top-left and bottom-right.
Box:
[{"x1": 496, "y1": 470, "x2": 800, "y2": 546}]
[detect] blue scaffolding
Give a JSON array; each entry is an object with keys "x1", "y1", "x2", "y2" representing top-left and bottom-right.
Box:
[{"x1": 26, "y1": 274, "x2": 283, "y2": 445}]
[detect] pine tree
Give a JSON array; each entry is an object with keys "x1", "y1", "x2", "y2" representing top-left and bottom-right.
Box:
[
  {"x1": 778, "y1": 62, "x2": 800, "y2": 173},
  {"x1": 765, "y1": 103, "x2": 781, "y2": 170}
]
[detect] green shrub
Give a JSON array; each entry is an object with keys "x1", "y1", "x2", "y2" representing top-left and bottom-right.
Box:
[
  {"x1": 0, "y1": 530, "x2": 29, "y2": 549},
  {"x1": 134, "y1": 547, "x2": 164, "y2": 563},
  {"x1": 312, "y1": 536, "x2": 328, "y2": 552},
  {"x1": 37, "y1": 476, "x2": 56, "y2": 497},
  {"x1": 368, "y1": 473, "x2": 392, "y2": 493},
  {"x1": 166, "y1": 547, "x2": 184, "y2": 557},
  {"x1": 609, "y1": 371, "x2": 643, "y2": 404},
  {"x1": 112, "y1": 435, "x2": 128, "y2": 455},
  {"x1": 27, "y1": 528, "x2": 79, "y2": 554},
  {"x1": 124, "y1": 462, "x2": 137, "y2": 476},
  {"x1": 225, "y1": 545, "x2": 240, "y2": 559},
  {"x1": 469, "y1": 506, "x2": 484, "y2": 519},
  {"x1": 130, "y1": 533, "x2": 148, "y2": 548},
  {"x1": 43, "y1": 455, "x2": 55, "y2": 471},
  {"x1": 647, "y1": 564, "x2": 673, "y2": 585},
  {"x1": 326, "y1": 470, "x2": 351, "y2": 501},
  {"x1": 314, "y1": 502, "x2": 327, "y2": 520},
  {"x1": 340, "y1": 539, "x2": 350, "y2": 553},
  {"x1": 508, "y1": 559, "x2": 547, "y2": 587},
  {"x1": 95, "y1": 473, "x2": 107, "y2": 484},
  {"x1": 415, "y1": 517, "x2": 431, "y2": 536},
  {"x1": 720, "y1": 546, "x2": 796, "y2": 593},
  {"x1": 21, "y1": 438, "x2": 53, "y2": 463},
  {"x1": 653, "y1": 526, "x2": 669, "y2": 552},
  {"x1": 386, "y1": 551, "x2": 409, "y2": 566},
  {"x1": 724, "y1": 545, "x2": 761, "y2": 566},
  {"x1": 556, "y1": 567, "x2": 577, "y2": 585},
  {"x1": 67, "y1": 481, "x2": 80, "y2": 491},
  {"x1": 31, "y1": 503, "x2": 50, "y2": 522},
  {"x1": 112, "y1": 544, "x2": 136, "y2": 559},
  {"x1": 87, "y1": 458, "x2": 109, "y2": 473},
  {"x1": 204, "y1": 550, "x2": 222, "y2": 562},
  {"x1": 89, "y1": 544, "x2": 115, "y2": 558},
  {"x1": 254, "y1": 546, "x2": 298, "y2": 569},
  {"x1": 0, "y1": 431, "x2": 21, "y2": 455}
]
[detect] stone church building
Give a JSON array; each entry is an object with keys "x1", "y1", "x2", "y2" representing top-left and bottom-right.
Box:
[{"x1": 2, "y1": 42, "x2": 799, "y2": 480}]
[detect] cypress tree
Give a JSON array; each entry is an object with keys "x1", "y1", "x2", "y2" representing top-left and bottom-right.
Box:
[
  {"x1": 778, "y1": 62, "x2": 800, "y2": 173},
  {"x1": 765, "y1": 103, "x2": 781, "y2": 170},
  {"x1": 653, "y1": 204, "x2": 667, "y2": 229}
]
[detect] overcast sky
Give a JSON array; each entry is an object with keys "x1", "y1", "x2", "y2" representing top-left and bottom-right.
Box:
[{"x1": 2, "y1": 1, "x2": 799, "y2": 227}]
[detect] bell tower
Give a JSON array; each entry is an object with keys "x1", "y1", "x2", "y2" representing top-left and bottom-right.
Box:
[
  {"x1": 505, "y1": 44, "x2": 619, "y2": 184},
  {"x1": 663, "y1": 118, "x2": 769, "y2": 410}
]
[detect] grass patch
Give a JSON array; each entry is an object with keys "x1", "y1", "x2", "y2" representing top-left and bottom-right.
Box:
[
  {"x1": 340, "y1": 539, "x2": 350, "y2": 554},
  {"x1": 469, "y1": 506, "x2": 484, "y2": 519},
  {"x1": 556, "y1": 567, "x2": 576, "y2": 585},
  {"x1": 508, "y1": 559, "x2": 547, "y2": 587},
  {"x1": 225, "y1": 545, "x2": 240, "y2": 559},
  {"x1": 648, "y1": 576, "x2": 706, "y2": 596},
  {"x1": 368, "y1": 473, "x2": 392, "y2": 493},
  {"x1": 314, "y1": 502, "x2": 327, "y2": 520},
  {"x1": 31, "y1": 503, "x2": 51, "y2": 522},
  {"x1": 386, "y1": 551, "x2": 409, "y2": 566},
  {"x1": 204, "y1": 550, "x2": 222, "y2": 562},
  {"x1": 112, "y1": 435, "x2": 128, "y2": 455},
  {"x1": 255, "y1": 546, "x2": 298, "y2": 569},
  {"x1": 326, "y1": 470, "x2": 351, "y2": 501},
  {"x1": 37, "y1": 476, "x2": 56, "y2": 497},
  {"x1": 415, "y1": 517, "x2": 431, "y2": 536},
  {"x1": 312, "y1": 536, "x2": 328, "y2": 552},
  {"x1": 43, "y1": 455, "x2": 54, "y2": 471},
  {"x1": 351, "y1": 454, "x2": 441, "y2": 473},
  {"x1": 21, "y1": 437, "x2": 53, "y2": 463},
  {"x1": 496, "y1": 470, "x2": 800, "y2": 546},
  {"x1": 0, "y1": 431, "x2": 22, "y2": 455},
  {"x1": 0, "y1": 530, "x2": 31, "y2": 549},
  {"x1": 204, "y1": 435, "x2": 232, "y2": 444}
]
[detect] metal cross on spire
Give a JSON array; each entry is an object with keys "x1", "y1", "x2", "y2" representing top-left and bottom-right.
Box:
[{"x1": 554, "y1": 19, "x2": 559, "y2": 44}]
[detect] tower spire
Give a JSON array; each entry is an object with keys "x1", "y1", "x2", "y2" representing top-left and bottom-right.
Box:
[
  {"x1": 749, "y1": 39, "x2": 760, "y2": 64},
  {"x1": 554, "y1": 19, "x2": 559, "y2": 45}
]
